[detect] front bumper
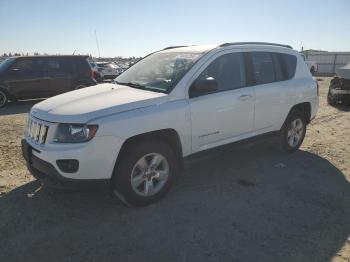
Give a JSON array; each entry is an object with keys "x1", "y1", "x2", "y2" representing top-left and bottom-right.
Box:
[
  {"x1": 22, "y1": 139, "x2": 110, "y2": 189},
  {"x1": 21, "y1": 135, "x2": 123, "y2": 188},
  {"x1": 22, "y1": 139, "x2": 109, "y2": 189}
]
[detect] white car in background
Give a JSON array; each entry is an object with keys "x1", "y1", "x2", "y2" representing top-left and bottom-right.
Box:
[{"x1": 96, "y1": 62, "x2": 123, "y2": 80}]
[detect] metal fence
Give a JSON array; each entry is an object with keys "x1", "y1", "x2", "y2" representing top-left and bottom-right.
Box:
[{"x1": 303, "y1": 51, "x2": 350, "y2": 76}]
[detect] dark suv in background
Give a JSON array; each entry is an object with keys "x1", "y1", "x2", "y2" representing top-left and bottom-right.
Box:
[{"x1": 0, "y1": 55, "x2": 96, "y2": 107}]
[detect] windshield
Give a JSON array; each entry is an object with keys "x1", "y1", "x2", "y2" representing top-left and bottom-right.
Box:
[
  {"x1": 0, "y1": 58, "x2": 15, "y2": 73},
  {"x1": 115, "y1": 52, "x2": 201, "y2": 93}
]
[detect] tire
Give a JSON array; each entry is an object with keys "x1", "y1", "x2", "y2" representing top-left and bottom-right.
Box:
[
  {"x1": 0, "y1": 89, "x2": 8, "y2": 108},
  {"x1": 112, "y1": 140, "x2": 178, "y2": 207},
  {"x1": 327, "y1": 91, "x2": 337, "y2": 105},
  {"x1": 328, "y1": 78, "x2": 341, "y2": 105},
  {"x1": 278, "y1": 110, "x2": 307, "y2": 153}
]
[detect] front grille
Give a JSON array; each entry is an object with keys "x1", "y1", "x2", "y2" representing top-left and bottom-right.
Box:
[{"x1": 26, "y1": 118, "x2": 49, "y2": 144}]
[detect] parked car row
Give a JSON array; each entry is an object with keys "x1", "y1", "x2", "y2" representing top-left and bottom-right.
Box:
[
  {"x1": 90, "y1": 62, "x2": 124, "y2": 81},
  {"x1": 21, "y1": 42, "x2": 319, "y2": 206}
]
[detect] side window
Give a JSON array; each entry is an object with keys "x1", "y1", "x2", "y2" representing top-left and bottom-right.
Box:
[
  {"x1": 46, "y1": 59, "x2": 61, "y2": 71},
  {"x1": 278, "y1": 53, "x2": 297, "y2": 80},
  {"x1": 251, "y1": 52, "x2": 275, "y2": 85},
  {"x1": 11, "y1": 59, "x2": 34, "y2": 72},
  {"x1": 196, "y1": 52, "x2": 246, "y2": 92},
  {"x1": 59, "y1": 58, "x2": 74, "y2": 73},
  {"x1": 271, "y1": 53, "x2": 284, "y2": 81},
  {"x1": 74, "y1": 58, "x2": 88, "y2": 72}
]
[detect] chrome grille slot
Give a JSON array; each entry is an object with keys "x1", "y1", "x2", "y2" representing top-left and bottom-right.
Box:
[{"x1": 26, "y1": 117, "x2": 49, "y2": 144}]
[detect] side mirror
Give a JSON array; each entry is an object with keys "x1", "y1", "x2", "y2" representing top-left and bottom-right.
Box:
[{"x1": 190, "y1": 77, "x2": 218, "y2": 97}]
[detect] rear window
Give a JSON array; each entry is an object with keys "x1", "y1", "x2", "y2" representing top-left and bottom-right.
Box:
[
  {"x1": 250, "y1": 52, "x2": 297, "y2": 85},
  {"x1": 271, "y1": 53, "x2": 284, "y2": 81},
  {"x1": 40, "y1": 57, "x2": 89, "y2": 73},
  {"x1": 46, "y1": 59, "x2": 60, "y2": 70},
  {"x1": 251, "y1": 52, "x2": 275, "y2": 85}
]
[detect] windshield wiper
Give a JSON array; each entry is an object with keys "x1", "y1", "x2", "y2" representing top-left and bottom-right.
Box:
[
  {"x1": 115, "y1": 81, "x2": 146, "y2": 90},
  {"x1": 115, "y1": 81, "x2": 167, "y2": 94}
]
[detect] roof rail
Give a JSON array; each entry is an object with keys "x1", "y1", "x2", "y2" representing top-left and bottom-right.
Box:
[
  {"x1": 163, "y1": 45, "x2": 189, "y2": 50},
  {"x1": 219, "y1": 42, "x2": 292, "y2": 49}
]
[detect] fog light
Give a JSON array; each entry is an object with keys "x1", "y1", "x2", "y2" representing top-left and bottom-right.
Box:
[{"x1": 56, "y1": 159, "x2": 79, "y2": 173}]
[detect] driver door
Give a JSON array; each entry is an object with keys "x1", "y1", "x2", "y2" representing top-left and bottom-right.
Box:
[
  {"x1": 6, "y1": 58, "x2": 49, "y2": 99},
  {"x1": 189, "y1": 52, "x2": 255, "y2": 153}
]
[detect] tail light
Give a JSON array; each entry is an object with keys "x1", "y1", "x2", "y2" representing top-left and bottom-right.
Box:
[{"x1": 91, "y1": 70, "x2": 97, "y2": 80}]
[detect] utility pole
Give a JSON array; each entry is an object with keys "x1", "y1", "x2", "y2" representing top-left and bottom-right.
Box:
[{"x1": 94, "y1": 30, "x2": 101, "y2": 58}]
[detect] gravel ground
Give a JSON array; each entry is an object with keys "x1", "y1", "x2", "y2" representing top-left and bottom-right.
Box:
[{"x1": 0, "y1": 77, "x2": 349, "y2": 262}]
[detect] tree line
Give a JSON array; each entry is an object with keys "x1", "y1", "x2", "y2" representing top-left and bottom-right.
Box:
[{"x1": 1, "y1": 52, "x2": 49, "y2": 57}]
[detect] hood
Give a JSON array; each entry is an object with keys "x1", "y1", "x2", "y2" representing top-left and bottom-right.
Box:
[{"x1": 31, "y1": 83, "x2": 167, "y2": 123}]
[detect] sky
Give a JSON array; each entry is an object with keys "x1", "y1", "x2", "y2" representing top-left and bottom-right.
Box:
[{"x1": 0, "y1": 0, "x2": 349, "y2": 57}]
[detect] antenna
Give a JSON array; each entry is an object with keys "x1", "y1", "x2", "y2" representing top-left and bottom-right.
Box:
[{"x1": 94, "y1": 30, "x2": 101, "y2": 58}]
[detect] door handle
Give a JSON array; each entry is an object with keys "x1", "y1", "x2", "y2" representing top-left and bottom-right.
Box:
[{"x1": 238, "y1": 94, "x2": 252, "y2": 101}]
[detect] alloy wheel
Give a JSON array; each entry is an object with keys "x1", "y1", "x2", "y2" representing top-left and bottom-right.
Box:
[
  {"x1": 287, "y1": 118, "x2": 304, "y2": 147},
  {"x1": 130, "y1": 153, "x2": 170, "y2": 197}
]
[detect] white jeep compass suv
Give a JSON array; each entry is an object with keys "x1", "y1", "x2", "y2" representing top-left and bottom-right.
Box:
[{"x1": 22, "y1": 42, "x2": 319, "y2": 206}]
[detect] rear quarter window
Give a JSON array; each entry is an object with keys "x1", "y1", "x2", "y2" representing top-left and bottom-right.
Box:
[
  {"x1": 74, "y1": 58, "x2": 90, "y2": 71},
  {"x1": 278, "y1": 53, "x2": 297, "y2": 80}
]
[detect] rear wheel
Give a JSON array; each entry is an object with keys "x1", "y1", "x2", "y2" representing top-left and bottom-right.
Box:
[
  {"x1": 0, "y1": 89, "x2": 8, "y2": 108},
  {"x1": 112, "y1": 140, "x2": 178, "y2": 207},
  {"x1": 278, "y1": 110, "x2": 307, "y2": 152}
]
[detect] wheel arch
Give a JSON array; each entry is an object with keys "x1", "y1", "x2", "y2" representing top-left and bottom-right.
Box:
[
  {"x1": 286, "y1": 102, "x2": 311, "y2": 124},
  {"x1": 0, "y1": 85, "x2": 11, "y2": 102},
  {"x1": 114, "y1": 128, "x2": 184, "y2": 174}
]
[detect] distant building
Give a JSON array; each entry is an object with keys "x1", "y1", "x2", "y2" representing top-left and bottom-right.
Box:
[{"x1": 302, "y1": 50, "x2": 350, "y2": 76}]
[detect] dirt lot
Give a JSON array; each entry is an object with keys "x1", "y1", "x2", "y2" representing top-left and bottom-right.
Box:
[{"x1": 0, "y1": 77, "x2": 349, "y2": 262}]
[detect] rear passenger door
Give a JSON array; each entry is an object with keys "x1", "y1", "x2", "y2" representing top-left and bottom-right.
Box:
[
  {"x1": 249, "y1": 52, "x2": 296, "y2": 132},
  {"x1": 189, "y1": 52, "x2": 255, "y2": 152},
  {"x1": 43, "y1": 57, "x2": 73, "y2": 96}
]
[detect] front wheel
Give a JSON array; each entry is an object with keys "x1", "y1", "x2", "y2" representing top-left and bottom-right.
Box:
[
  {"x1": 278, "y1": 110, "x2": 307, "y2": 152},
  {"x1": 112, "y1": 140, "x2": 178, "y2": 207}
]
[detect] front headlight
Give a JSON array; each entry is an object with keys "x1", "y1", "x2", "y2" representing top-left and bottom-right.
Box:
[{"x1": 53, "y1": 124, "x2": 98, "y2": 143}]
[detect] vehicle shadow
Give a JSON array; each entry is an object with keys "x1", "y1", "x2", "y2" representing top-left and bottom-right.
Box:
[
  {"x1": 0, "y1": 99, "x2": 44, "y2": 116},
  {"x1": 0, "y1": 144, "x2": 349, "y2": 262},
  {"x1": 332, "y1": 103, "x2": 350, "y2": 112}
]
